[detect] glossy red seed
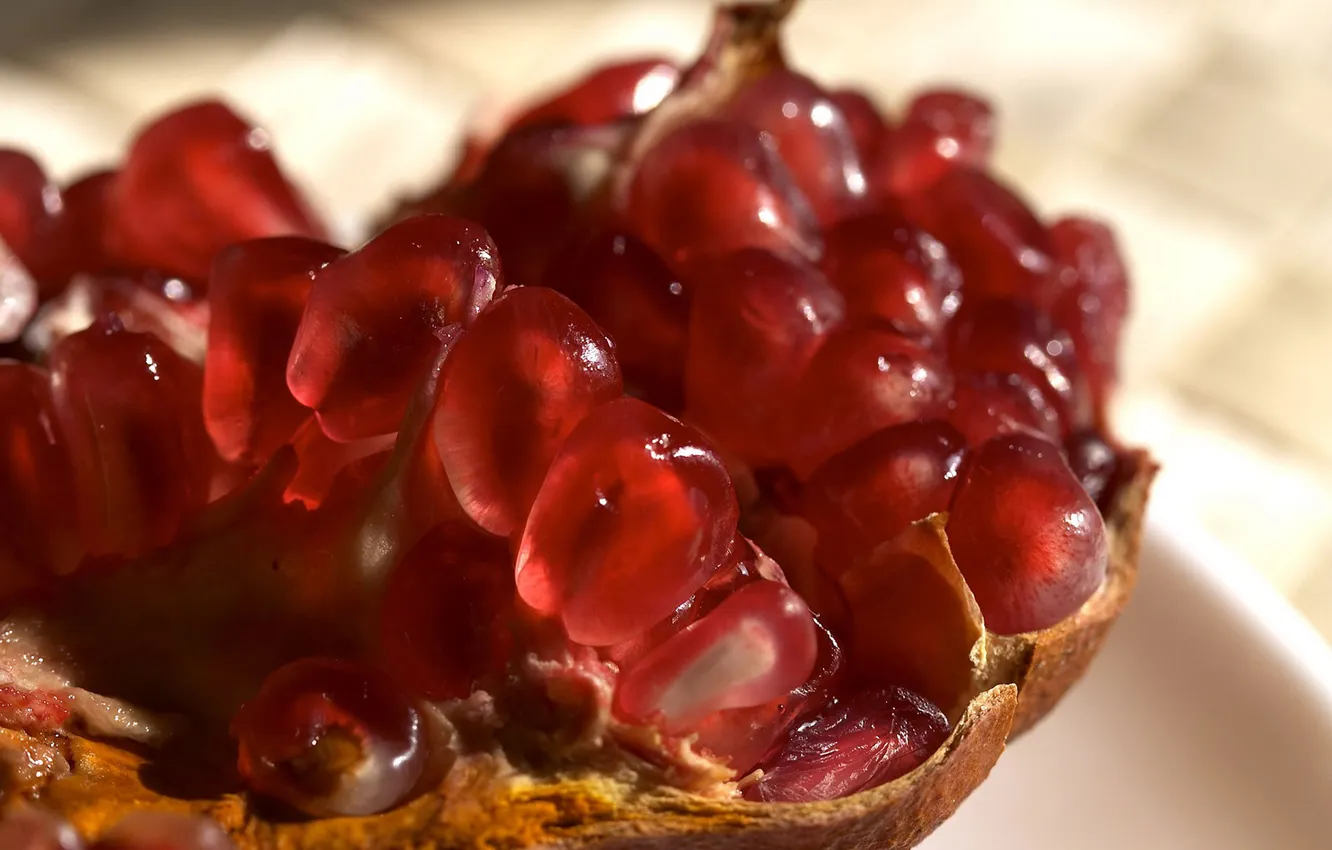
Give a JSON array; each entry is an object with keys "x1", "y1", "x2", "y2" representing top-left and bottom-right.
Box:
[
  {"x1": 829, "y1": 89, "x2": 891, "y2": 166},
  {"x1": 878, "y1": 90, "x2": 994, "y2": 196},
  {"x1": 286, "y1": 215, "x2": 500, "y2": 441},
  {"x1": 1048, "y1": 216, "x2": 1129, "y2": 424},
  {"x1": 0, "y1": 362, "x2": 81, "y2": 587},
  {"x1": 947, "y1": 371, "x2": 1062, "y2": 446},
  {"x1": 58, "y1": 169, "x2": 116, "y2": 280},
  {"x1": 515, "y1": 397, "x2": 738, "y2": 646},
  {"x1": 508, "y1": 58, "x2": 678, "y2": 130},
  {"x1": 786, "y1": 327, "x2": 952, "y2": 478},
  {"x1": 743, "y1": 686, "x2": 949, "y2": 802},
  {"x1": 232, "y1": 658, "x2": 425, "y2": 818},
  {"x1": 1064, "y1": 429, "x2": 1120, "y2": 506},
  {"x1": 107, "y1": 100, "x2": 326, "y2": 285},
  {"x1": 435, "y1": 287, "x2": 622, "y2": 537},
  {"x1": 623, "y1": 118, "x2": 820, "y2": 273},
  {"x1": 684, "y1": 249, "x2": 844, "y2": 468},
  {"x1": 948, "y1": 297, "x2": 1090, "y2": 431},
  {"x1": 947, "y1": 433, "x2": 1108, "y2": 633},
  {"x1": 615, "y1": 580, "x2": 816, "y2": 730},
  {"x1": 49, "y1": 320, "x2": 214, "y2": 557},
  {"x1": 0, "y1": 806, "x2": 84, "y2": 850},
  {"x1": 284, "y1": 417, "x2": 395, "y2": 509},
  {"x1": 821, "y1": 210, "x2": 961, "y2": 337},
  {"x1": 91, "y1": 812, "x2": 233, "y2": 850},
  {"x1": 803, "y1": 420, "x2": 966, "y2": 576},
  {"x1": 544, "y1": 228, "x2": 688, "y2": 411},
  {"x1": 379, "y1": 522, "x2": 515, "y2": 701},
  {"x1": 725, "y1": 70, "x2": 870, "y2": 223},
  {"x1": 0, "y1": 149, "x2": 70, "y2": 294},
  {"x1": 690, "y1": 613, "x2": 844, "y2": 776},
  {"x1": 204, "y1": 237, "x2": 345, "y2": 465},
  {"x1": 905, "y1": 168, "x2": 1052, "y2": 303}
]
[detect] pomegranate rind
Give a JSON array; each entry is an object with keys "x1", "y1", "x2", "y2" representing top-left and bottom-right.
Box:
[
  {"x1": 980, "y1": 449, "x2": 1157, "y2": 735},
  {"x1": 14, "y1": 686, "x2": 1015, "y2": 850}
]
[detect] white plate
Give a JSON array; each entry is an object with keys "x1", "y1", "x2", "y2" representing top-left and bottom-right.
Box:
[{"x1": 922, "y1": 506, "x2": 1332, "y2": 850}]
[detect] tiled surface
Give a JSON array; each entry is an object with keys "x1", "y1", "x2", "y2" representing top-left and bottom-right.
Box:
[{"x1": 3, "y1": 0, "x2": 1332, "y2": 640}]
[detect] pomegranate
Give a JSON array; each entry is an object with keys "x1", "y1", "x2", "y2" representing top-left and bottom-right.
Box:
[{"x1": 0, "y1": 1, "x2": 1155, "y2": 848}]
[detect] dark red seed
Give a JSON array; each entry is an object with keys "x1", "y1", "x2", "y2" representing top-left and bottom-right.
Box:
[{"x1": 1064, "y1": 429, "x2": 1120, "y2": 506}]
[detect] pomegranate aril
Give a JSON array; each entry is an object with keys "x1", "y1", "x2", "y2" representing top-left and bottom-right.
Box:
[
  {"x1": 820, "y1": 210, "x2": 961, "y2": 337},
  {"x1": 0, "y1": 362, "x2": 81, "y2": 586},
  {"x1": 786, "y1": 327, "x2": 952, "y2": 477},
  {"x1": 615, "y1": 580, "x2": 816, "y2": 730},
  {"x1": 508, "y1": 57, "x2": 678, "y2": 130},
  {"x1": 803, "y1": 420, "x2": 966, "y2": 576},
  {"x1": 947, "y1": 433, "x2": 1108, "y2": 633},
  {"x1": 379, "y1": 522, "x2": 516, "y2": 701},
  {"x1": 622, "y1": 118, "x2": 820, "y2": 272},
  {"x1": 544, "y1": 228, "x2": 687, "y2": 411},
  {"x1": 947, "y1": 370, "x2": 1062, "y2": 446},
  {"x1": 684, "y1": 248, "x2": 844, "y2": 468},
  {"x1": 948, "y1": 297, "x2": 1091, "y2": 432},
  {"x1": 107, "y1": 100, "x2": 326, "y2": 285},
  {"x1": 829, "y1": 89, "x2": 891, "y2": 166},
  {"x1": 58, "y1": 169, "x2": 116, "y2": 280},
  {"x1": 1065, "y1": 429, "x2": 1120, "y2": 507},
  {"x1": 905, "y1": 168, "x2": 1052, "y2": 302},
  {"x1": 743, "y1": 686, "x2": 949, "y2": 803},
  {"x1": 690, "y1": 612, "x2": 844, "y2": 776},
  {"x1": 0, "y1": 806, "x2": 84, "y2": 850},
  {"x1": 49, "y1": 320, "x2": 214, "y2": 558},
  {"x1": 204, "y1": 237, "x2": 345, "y2": 464},
  {"x1": 286, "y1": 215, "x2": 500, "y2": 441},
  {"x1": 1048, "y1": 216, "x2": 1128, "y2": 424},
  {"x1": 0, "y1": 149, "x2": 77, "y2": 297},
  {"x1": 725, "y1": 70, "x2": 870, "y2": 223},
  {"x1": 516, "y1": 397, "x2": 739, "y2": 646},
  {"x1": 0, "y1": 238, "x2": 38, "y2": 344},
  {"x1": 231, "y1": 658, "x2": 426, "y2": 818},
  {"x1": 878, "y1": 90, "x2": 994, "y2": 196},
  {"x1": 435, "y1": 287, "x2": 622, "y2": 537},
  {"x1": 91, "y1": 812, "x2": 233, "y2": 850}
]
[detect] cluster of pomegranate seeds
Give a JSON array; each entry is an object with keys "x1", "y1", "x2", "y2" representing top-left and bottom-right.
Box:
[{"x1": 0, "y1": 1, "x2": 1138, "y2": 831}]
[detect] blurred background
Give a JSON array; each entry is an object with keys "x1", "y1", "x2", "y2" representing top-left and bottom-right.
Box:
[{"x1": 2, "y1": 0, "x2": 1331, "y2": 641}]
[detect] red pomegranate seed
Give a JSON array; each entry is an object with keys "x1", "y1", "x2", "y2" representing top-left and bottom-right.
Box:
[
  {"x1": 107, "y1": 100, "x2": 326, "y2": 285},
  {"x1": 946, "y1": 434, "x2": 1109, "y2": 633},
  {"x1": 839, "y1": 545, "x2": 981, "y2": 708},
  {"x1": 0, "y1": 149, "x2": 78, "y2": 298},
  {"x1": 803, "y1": 420, "x2": 966, "y2": 576},
  {"x1": 0, "y1": 239, "x2": 38, "y2": 344},
  {"x1": 1064, "y1": 429, "x2": 1120, "y2": 506},
  {"x1": 905, "y1": 167, "x2": 1051, "y2": 302},
  {"x1": 58, "y1": 169, "x2": 116, "y2": 279},
  {"x1": 508, "y1": 58, "x2": 678, "y2": 130},
  {"x1": 725, "y1": 70, "x2": 871, "y2": 223},
  {"x1": 947, "y1": 370, "x2": 1062, "y2": 445},
  {"x1": 622, "y1": 118, "x2": 820, "y2": 273},
  {"x1": 515, "y1": 397, "x2": 738, "y2": 646},
  {"x1": 379, "y1": 522, "x2": 515, "y2": 701},
  {"x1": 286, "y1": 215, "x2": 500, "y2": 441},
  {"x1": 743, "y1": 686, "x2": 949, "y2": 803},
  {"x1": 615, "y1": 580, "x2": 816, "y2": 730},
  {"x1": 284, "y1": 417, "x2": 395, "y2": 508},
  {"x1": 948, "y1": 297, "x2": 1091, "y2": 432},
  {"x1": 786, "y1": 327, "x2": 952, "y2": 477},
  {"x1": 91, "y1": 812, "x2": 233, "y2": 850},
  {"x1": 544, "y1": 228, "x2": 688, "y2": 411},
  {"x1": 435, "y1": 287, "x2": 622, "y2": 537},
  {"x1": 690, "y1": 612, "x2": 844, "y2": 776},
  {"x1": 0, "y1": 806, "x2": 84, "y2": 850},
  {"x1": 684, "y1": 248, "x2": 844, "y2": 468},
  {"x1": 204, "y1": 237, "x2": 346, "y2": 465},
  {"x1": 829, "y1": 88, "x2": 891, "y2": 166},
  {"x1": 1048, "y1": 216, "x2": 1128, "y2": 424},
  {"x1": 0, "y1": 362, "x2": 81, "y2": 585},
  {"x1": 49, "y1": 319, "x2": 214, "y2": 557},
  {"x1": 821, "y1": 210, "x2": 961, "y2": 337},
  {"x1": 878, "y1": 90, "x2": 994, "y2": 196},
  {"x1": 231, "y1": 658, "x2": 426, "y2": 818}
]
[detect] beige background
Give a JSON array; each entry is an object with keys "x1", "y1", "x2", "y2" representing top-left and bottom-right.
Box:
[{"x1": 3, "y1": 0, "x2": 1331, "y2": 641}]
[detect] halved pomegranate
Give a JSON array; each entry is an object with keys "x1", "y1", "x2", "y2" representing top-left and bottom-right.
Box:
[{"x1": 0, "y1": 2, "x2": 1154, "y2": 848}]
